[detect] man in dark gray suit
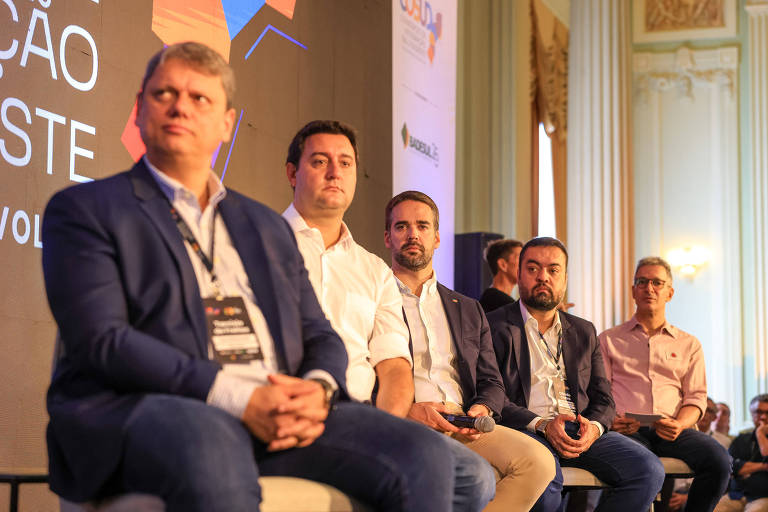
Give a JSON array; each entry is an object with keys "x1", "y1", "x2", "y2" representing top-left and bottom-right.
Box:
[
  {"x1": 486, "y1": 236, "x2": 665, "y2": 512},
  {"x1": 384, "y1": 190, "x2": 555, "y2": 512}
]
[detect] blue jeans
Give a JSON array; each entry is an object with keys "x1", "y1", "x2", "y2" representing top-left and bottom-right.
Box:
[
  {"x1": 628, "y1": 427, "x2": 731, "y2": 512},
  {"x1": 524, "y1": 430, "x2": 665, "y2": 512},
  {"x1": 118, "y1": 395, "x2": 494, "y2": 512}
]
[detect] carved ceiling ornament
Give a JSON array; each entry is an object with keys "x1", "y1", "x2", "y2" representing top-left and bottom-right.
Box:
[
  {"x1": 634, "y1": 46, "x2": 738, "y2": 104},
  {"x1": 645, "y1": 0, "x2": 726, "y2": 32}
]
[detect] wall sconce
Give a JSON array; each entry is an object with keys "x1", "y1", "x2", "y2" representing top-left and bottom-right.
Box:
[{"x1": 666, "y1": 246, "x2": 711, "y2": 278}]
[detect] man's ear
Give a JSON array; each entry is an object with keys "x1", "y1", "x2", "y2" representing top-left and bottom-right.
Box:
[
  {"x1": 667, "y1": 286, "x2": 675, "y2": 302},
  {"x1": 434, "y1": 230, "x2": 440, "y2": 249},
  {"x1": 384, "y1": 229, "x2": 392, "y2": 249},
  {"x1": 286, "y1": 163, "x2": 297, "y2": 188},
  {"x1": 497, "y1": 257, "x2": 507, "y2": 273}
]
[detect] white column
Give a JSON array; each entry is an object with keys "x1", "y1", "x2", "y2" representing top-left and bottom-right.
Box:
[
  {"x1": 746, "y1": 0, "x2": 768, "y2": 401},
  {"x1": 566, "y1": 0, "x2": 633, "y2": 332}
]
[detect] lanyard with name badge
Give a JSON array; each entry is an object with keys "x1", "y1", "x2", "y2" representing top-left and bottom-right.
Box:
[
  {"x1": 537, "y1": 328, "x2": 575, "y2": 415},
  {"x1": 167, "y1": 202, "x2": 263, "y2": 364}
]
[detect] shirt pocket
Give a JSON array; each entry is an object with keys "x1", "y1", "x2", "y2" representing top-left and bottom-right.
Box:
[{"x1": 663, "y1": 348, "x2": 688, "y2": 377}]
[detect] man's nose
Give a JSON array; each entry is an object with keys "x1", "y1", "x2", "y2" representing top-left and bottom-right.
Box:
[
  {"x1": 169, "y1": 93, "x2": 192, "y2": 116},
  {"x1": 325, "y1": 160, "x2": 341, "y2": 179}
]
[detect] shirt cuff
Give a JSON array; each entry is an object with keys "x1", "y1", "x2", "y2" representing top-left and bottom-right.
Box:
[
  {"x1": 369, "y1": 332, "x2": 413, "y2": 369},
  {"x1": 206, "y1": 371, "x2": 259, "y2": 419},
  {"x1": 526, "y1": 416, "x2": 544, "y2": 433},
  {"x1": 302, "y1": 369, "x2": 338, "y2": 392},
  {"x1": 589, "y1": 420, "x2": 605, "y2": 436}
]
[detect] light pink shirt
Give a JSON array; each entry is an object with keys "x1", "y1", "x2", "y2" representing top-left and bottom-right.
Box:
[{"x1": 598, "y1": 316, "x2": 707, "y2": 419}]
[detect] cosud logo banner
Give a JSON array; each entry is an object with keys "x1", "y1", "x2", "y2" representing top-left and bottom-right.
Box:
[{"x1": 398, "y1": 0, "x2": 442, "y2": 64}]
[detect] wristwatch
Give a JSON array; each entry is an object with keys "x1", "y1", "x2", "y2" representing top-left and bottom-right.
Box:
[
  {"x1": 309, "y1": 378, "x2": 335, "y2": 407},
  {"x1": 536, "y1": 419, "x2": 551, "y2": 436}
]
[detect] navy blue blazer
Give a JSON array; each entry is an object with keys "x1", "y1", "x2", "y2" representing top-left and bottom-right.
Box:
[
  {"x1": 432, "y1": 283, "x2": 506, "y2": 417},
  {"x1": 42, "y1": 160, "x2": 349, "y2": 502},
  {"x1": 486, "y1": 300, "x2": 615, "y2": 431}
]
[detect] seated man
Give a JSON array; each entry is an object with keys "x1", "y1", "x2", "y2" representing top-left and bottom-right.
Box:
[
  {"x1": 42, "y1": 42, "x2": 464, "y2": 511},
  {"x1": 282, "y1": 120, "x2": 495, "y2": 510},
  {"x1": 715, "y1": 402, "x2": 735, "y2": 441},
  {"x1": 486, "y1": 237, "x2": 665, "y2": 512},
  {"x1": 599, "y1": 256, "x2": 731, "y2": 512},
  {"x1": 384, "y1": 191, "x2": 555, "y2": 511},
  {"x1": 716, "y1": 394, "x2": 768, "y2": 512},
  {"x1": 480, "y1": 239, "x2": 523, "y2": 313}
]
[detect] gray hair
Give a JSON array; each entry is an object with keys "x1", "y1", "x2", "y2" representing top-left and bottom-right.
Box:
[
  {"x1": 140, "y1": 42, "x2": 236, "y2": 109},
  {"x1": 750, "y1": 394, "x2": 768, "y2": 412},
  {"x1": 635, "y1": 256, "x2": 673, "y2": 282}
]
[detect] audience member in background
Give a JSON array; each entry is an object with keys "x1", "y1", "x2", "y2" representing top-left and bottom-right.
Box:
[
  {"x1": 669, "y1": 397, "x2": 733, "y2": 511},
  {"x1": 480, "y1": 239, "x2": 523, "y2": 313},
  {"x1": 41, "y1": 43, "x2": 463, "y2": 511},
  {"x1": 599, "y1": 256, "x2": 731, "y2": 512},
  {"x1": 715, "y1": 394, "x2": 768, "y2": 512},
  {"x1": 384, "y1": 191, "x2": 556, "y2": 511},
  {"x1": 716, "y1": 402, "x2": 735, "y2": 439},
  {"x1": 487, "y1": 237, "x2": 665, "y2": 512},
  {"x1": 282, "y1": 120, "x2": 495, "y2": 511},
  {"x1": 709, "y1": 400, "x2": 734, "y2": 448}
]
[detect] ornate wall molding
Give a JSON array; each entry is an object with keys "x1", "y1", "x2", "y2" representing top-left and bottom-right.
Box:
[{"x1": 634, "y1": 47, "x2": 738, "y2": 102}]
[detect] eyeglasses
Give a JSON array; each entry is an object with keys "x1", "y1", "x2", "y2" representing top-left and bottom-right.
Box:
[
  {"x1": 751, "y1": 408, "x2": 768, "y2": 417},
  {"x1": 634, "y1": 277, "x2": 667, "y2": 289}
]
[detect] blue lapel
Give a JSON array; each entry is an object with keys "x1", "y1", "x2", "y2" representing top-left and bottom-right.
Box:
[
  {"x1": 129, "y1": 161, "x2": 209, "y2": 358},
  {"x1": 507, "y1": 302, "x2": 532, "y2": 406},
  {"x1": 218, "y1": 194, "x2": 287, "y2": 371},
  {"x1": 559, "y1": 313, "x2": 581, "y2": 412},
  {"x1": 437, "y1": 283, "x2": 462, "y2": 352}
]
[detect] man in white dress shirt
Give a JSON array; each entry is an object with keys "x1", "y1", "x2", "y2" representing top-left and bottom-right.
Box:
[{"x1": 282, "y1": 120, "x2": 495, "y2": 511}]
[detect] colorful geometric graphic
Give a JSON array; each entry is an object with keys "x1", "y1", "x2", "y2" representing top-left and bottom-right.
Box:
[{"x1": 121, "y1": 0, "x2": 300, "y2": 165}]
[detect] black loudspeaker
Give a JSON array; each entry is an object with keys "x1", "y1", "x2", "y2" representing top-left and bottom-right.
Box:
[{"x1": 454, "y1": 232, "x2": 503, "y2": 300}]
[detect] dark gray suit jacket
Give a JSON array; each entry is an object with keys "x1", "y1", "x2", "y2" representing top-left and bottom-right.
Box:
[{"x1": 486, "y1": 300, "x2": 615, "y2": 430}]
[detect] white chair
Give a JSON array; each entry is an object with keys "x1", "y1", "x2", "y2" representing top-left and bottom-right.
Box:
[{"x1": 60, "y1": 476, "x2": 370, "y2": 512}]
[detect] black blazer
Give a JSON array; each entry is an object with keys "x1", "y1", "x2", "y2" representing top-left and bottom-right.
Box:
[
  {"x1": 428, "y1": 283, "x2": 506, "y2": 417},
  {"x1": 486, "y1": 300, "x2": 615, "y2": 430},
  {"x1": 42, "y1": 160, "x2": 349, "y2": 501}
]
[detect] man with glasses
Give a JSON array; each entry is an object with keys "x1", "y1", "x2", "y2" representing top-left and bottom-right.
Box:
[
  {"x1": 719, "y1": 394, "x2": 768, "y2": 511},
  {"x1": 599, "y1": 257, "x2": 731, "y2": 512}
]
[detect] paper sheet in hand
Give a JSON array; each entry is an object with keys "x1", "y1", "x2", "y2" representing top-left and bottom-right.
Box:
[{"x1": 625, "y1": 412, "x2": 663, "y2": 426}]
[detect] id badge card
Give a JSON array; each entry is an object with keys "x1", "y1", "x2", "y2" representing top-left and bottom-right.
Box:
[
  {"x1": 203, "y1": 296, "x2": 263, "y2": 364},
  {"x1": 554, "y1": 376, "x2": 576, "y2": 415}
]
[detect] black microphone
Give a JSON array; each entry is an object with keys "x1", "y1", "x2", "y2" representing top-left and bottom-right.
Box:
[{"x1": 440, "y1": 413, "x2": 495, "y2": 432}]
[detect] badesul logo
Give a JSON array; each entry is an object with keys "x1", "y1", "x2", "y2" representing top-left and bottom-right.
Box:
[{"x1": 401, "y1": 123, "x2": 439, "y2": 166}]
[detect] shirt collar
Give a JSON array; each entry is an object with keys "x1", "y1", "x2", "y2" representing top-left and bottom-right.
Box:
[
  {"x1": 282, "y1": 202, "x2": 354, "y2": 248},
  {"x1": 520, "y1": 301, "x2": 562, "y2": 337},
  {"x1": 627, "y1": 314, "x2": 676, "y2": 338},
  {"x1": 395, "y1": 271, "x2": 438, "y2": 298},
  {"x1": 143, "y1": 155, "x2": 226, "y2": 208}
]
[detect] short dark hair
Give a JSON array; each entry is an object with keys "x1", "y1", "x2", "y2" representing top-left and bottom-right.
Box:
[
  {"x1": 519, "y1": 237, "x2": 569, "y2": 268},
  {"x1": 485, "y1": 239, "x2": 523, "y2": 275},
  {"x1": 750, "y1": 394, "x2": 768, "y2": 412},
  {"x1": 384, "y1": 190, "x2": 439, "y2": 232},
  {"x1": 286, "y1": 120, "x2": 359, "y2": 167},
  {"x1": 140, "y1": 42, "x2": 236, "y2": 109}
]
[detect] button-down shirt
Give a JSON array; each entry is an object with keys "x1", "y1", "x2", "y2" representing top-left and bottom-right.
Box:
[
  {"x1": 146, "y1": 158, "x2": 332, "y2": 419},
  {"x1": 598, "y1": 315, "x2": 707, "y2": 419},
  {"x1": 396, "y1": 273, "x2": 463, "y2": 406},
  {"x1": 283, "y1": 203, "x2": 413, "y2": 402},
  {"x1": 521, "y1": 302, "x2": 603, "y2": 435}
]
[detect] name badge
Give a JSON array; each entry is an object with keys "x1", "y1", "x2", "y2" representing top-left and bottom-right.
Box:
[
  {"x1": 203, "y1": 296, "x2": 263, "y2": 364},
  {"x1": 554, "y1": 376, "x2": 576, "y2": 415}
]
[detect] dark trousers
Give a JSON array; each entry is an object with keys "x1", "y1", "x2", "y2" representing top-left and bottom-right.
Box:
[
  {"x1": 524, "y1": 430, "x2": 665, "y2": 512},
  {"x1": 117, "y1": 395, "x2": 492, "y2": 512},
  {"x1": 628, "y1": 427, "x2": 731, "y2": 512}
]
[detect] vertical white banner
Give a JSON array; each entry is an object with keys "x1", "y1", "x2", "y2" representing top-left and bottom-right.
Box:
[{"x1": 392, "y1": 0, "x2": 457, "y2": 288}]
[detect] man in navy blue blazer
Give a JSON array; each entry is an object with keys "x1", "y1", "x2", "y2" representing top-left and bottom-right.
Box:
[
  {"x1": 383, "y1": 191, "x2": 555, "y2": 511},
  {"x1": 42, "y1": 42, "x2": 459, "y2": 512}
]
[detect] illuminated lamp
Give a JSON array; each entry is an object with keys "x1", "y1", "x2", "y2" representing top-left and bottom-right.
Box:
[{"x1": 666, "y1": 246, "x2": 711, "y2": 278}]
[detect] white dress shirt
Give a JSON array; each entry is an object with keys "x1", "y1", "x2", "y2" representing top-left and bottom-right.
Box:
[
  {"x1": 146, "y1": 158, "x2": 331, "y2": 419},
  {"x1": 520, "y1": 302, "x2": 603, "y2": 435},
  {"x1": 396, "y1": 273, "x2": 463, "y2": 406},
  {"x1": 283, "y1": 203, "x2": 412, "y2": 402}
]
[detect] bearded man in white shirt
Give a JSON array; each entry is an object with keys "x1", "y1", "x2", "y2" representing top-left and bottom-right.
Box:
[{"x1": 282, "y1": 120, "x2": 495, "y2": 511}]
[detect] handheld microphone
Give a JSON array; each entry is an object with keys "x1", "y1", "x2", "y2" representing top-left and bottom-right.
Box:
[{"x1": 440, "y1": 413, "x2": 496, "y2": 433}]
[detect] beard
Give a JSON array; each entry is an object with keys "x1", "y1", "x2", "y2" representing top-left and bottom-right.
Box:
[
  {"x1": 395, "y1": 242, "x2": 432, "y2": 271},
  {"x1": 521, "y1": 285, "x2": 563, "y2": 311}
]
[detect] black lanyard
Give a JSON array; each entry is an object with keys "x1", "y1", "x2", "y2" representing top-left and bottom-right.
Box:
[
  {"x1": 537, "y1": 329, "x2": 563, "y2": 372},
  {"x1": 168, "y1": 203, "x2": 220, "y2": 291}
]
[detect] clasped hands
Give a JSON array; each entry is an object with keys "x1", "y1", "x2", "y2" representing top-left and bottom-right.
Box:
[
  {"x1": 242, "y1": 374, "x2": 329, "y2": 452},
  {"x1": 407, "y1": 402, "x2": 489, "y2": 441},
  {"x1": 543, "y1": 413, "x2": 600, "y2": 458}
]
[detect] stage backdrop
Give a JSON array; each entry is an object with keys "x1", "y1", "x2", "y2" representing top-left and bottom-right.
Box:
[
  {"x1": 0, "y1": 0, "x2": 393, "y2": 508},
  {"x1": 392, "y1": 0, "x2": 457, "y2": 287}
]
